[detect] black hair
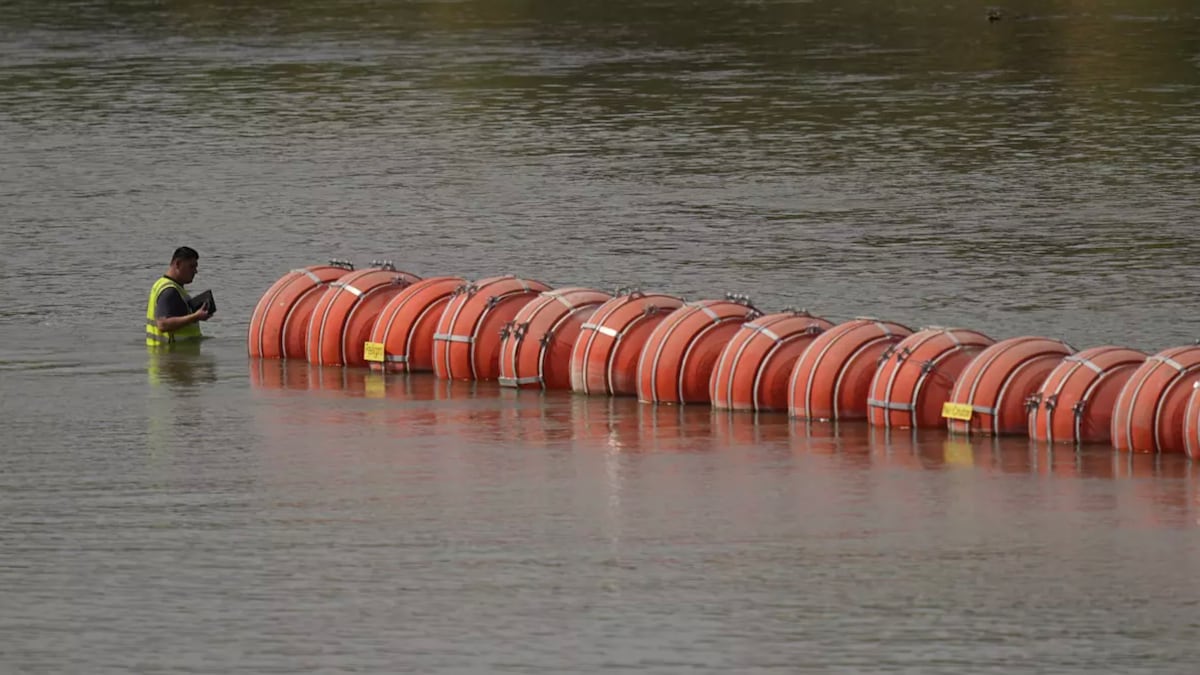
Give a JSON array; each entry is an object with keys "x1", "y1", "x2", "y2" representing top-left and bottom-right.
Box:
[{"x1": 171, "y1": 246, "x2": 199, "y2": 263}]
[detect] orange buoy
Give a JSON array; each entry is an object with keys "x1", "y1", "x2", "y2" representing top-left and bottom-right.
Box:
[
  {"x1": 944, "y1": 336, "x2": 1074, "y2": 436},
  {"x1": 282, "y1": 286, "x2": 333, "y2": 360},
  {"x1": 868, "y1": 327, "x2": 994, "y2": 429},
  {"x1": 569, "y1": 289, "x2": 685, "y2": 397},
  {"x1": 432, "y1": 275, "x2": 551, "y2": 381},
  {"x1": 248, "y1": 261, "x2": 353, "y2": 359},
  {"x1": 497, "y1": 287, "x2": 613, "y2": 390},
  {"x1": 1111, "y1": 346, "x2": 1200, "y2": 454},
  {"x1": 367, "y1": 276, "x2": 467, "y2": 373},
  {"x1": 1184, "y1": 384, "x2": 1200, "y2": 459},
  {"x1": 636, "y1": 295, "x2": 761, "y2": 405},
  {"x1": 709, "y1": 310, "x2": 834, "y2": 412},
  {"x1": 1028, "y1": 346, "x2": 1146, "y2": 445},
  {"x1": 305, "y1": 265, "x2": 421, "y2": 368},
  {"x1": 787, "y1": 318, "x2": 913, "y2": 421}
]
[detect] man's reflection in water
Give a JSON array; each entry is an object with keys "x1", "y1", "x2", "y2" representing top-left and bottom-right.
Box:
[
  {"x1": 145, "y1": 343, "x2": 221, "y2": 463},
  {"x1": 146, "y1": 342, "x2": 218, "y2": 390}
]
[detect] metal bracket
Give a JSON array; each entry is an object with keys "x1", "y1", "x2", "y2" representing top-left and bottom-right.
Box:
[
  {"x1": 725, "y1": 292, "x2": 754, "y2": 307},
  {"x1": 1024, "y1": 392, "x2": 1042, "y2": 411},
  {"x1": 877, "y1": 344, "x2": 897, "y2": 365}
]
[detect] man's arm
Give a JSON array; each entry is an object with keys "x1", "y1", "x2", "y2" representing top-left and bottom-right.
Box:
[{"x1": 155, "y1": 287, "x2": 210, "y2": 331}]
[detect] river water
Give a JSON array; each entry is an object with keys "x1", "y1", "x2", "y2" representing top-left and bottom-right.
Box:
[{"x1": 2, "y1": 1, "x2": 1199, "y2": 672}]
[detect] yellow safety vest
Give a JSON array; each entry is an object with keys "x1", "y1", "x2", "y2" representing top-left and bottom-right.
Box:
[{"x1": 146, "y1": 276, "x2": 203, "y2": 346}]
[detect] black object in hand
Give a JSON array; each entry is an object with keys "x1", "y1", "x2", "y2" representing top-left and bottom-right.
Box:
[{"x1": 189, "y1": 290, "x2": 216, "y2": 316}]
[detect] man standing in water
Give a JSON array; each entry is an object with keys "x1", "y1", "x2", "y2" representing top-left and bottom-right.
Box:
[{"x1": 145, "y1": 246, "x2": 211, "y2": 346}]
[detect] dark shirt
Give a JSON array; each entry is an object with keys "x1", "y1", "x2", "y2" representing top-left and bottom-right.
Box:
[{"x1": 154, "y1": 279, "x2": 190, "y2": 319}]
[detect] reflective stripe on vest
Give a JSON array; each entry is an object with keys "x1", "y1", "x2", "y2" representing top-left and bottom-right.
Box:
[{"x1": 146, "y1": 276, "x2": 203, "y2": 346}]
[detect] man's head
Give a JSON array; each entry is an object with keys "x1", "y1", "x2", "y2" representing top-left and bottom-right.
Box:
[{"x1": 168, "y1": 246, "x2": 200, "y2": 284}]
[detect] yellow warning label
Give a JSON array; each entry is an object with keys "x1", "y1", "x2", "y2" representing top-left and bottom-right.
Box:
[
  {"x1": 363, "y1": 341, "x2": 385, "y2": 363},
  {"x1": 941, "y1": 402, "x2": 974, "y2": 421}
]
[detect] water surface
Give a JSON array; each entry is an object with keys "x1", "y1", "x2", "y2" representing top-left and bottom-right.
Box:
[{"x1": 2, "y1": 1, "x2": 1199, "y2": 672}]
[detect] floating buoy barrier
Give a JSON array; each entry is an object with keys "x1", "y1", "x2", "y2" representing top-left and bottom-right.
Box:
[
  {"x1": 305, "y1": 264, "x2": 421, "y2": 368},
  {"x1": 365, "y1": 276, "x2": 467, "y2": 373},
  {"x1": 709, "y1": 309, "x2": 833, "y2": 412},
  {"x1": 245, "y1": 260, "x2": 1200, "y2": 461},
  {"x1": 498, "y1": 287, "x2": 613, "y2": 390},
  {"x1": 1028, "y1": 346, "x2": 1146, "y2": 445},
  {"x1": 1111, "y1": 346, "x2": 1200, "y2": 454},
  {"x1": 636, "y1": 295, "x2": 761, "y2": 405},
  {"x1": 943, "y1": 336, "x2": 1074, "y2": 436},
  {"x1": 247, "y1": 260, "x2": 354, "y2": 359},
  {"x1": 432, "y1": 275, "x2": 551, "y2": 381},
  {"x1": 868, "y1": 327, "x2": 994, "y2": 429},
  {"x1": 788, "y1": 318, "x2": 913, "y2": 421},
  {"x1": 569, "y1": 290, "x2": 684, "y2": 397}
]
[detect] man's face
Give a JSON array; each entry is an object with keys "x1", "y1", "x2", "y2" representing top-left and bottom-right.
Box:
[{"x1": 175, "y1": 258, "x2": 199, "y2": 284}]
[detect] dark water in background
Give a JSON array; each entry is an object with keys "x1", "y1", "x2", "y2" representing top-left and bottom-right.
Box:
[{"x1": 2, "y1": 1, "x2": 1200, "y2": 672}]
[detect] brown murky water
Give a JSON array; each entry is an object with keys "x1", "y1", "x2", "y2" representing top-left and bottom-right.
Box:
[{"x1": 2, "y1": 1, "x2": 1199, "y2": 672}]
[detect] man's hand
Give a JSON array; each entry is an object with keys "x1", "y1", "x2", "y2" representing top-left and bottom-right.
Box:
[
  {"x1": 156, "y1": 304, "x2": 210, "y2": 332},
  {"x1": 193, "y1": 302, "x2": 212, "y2": 322}
]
